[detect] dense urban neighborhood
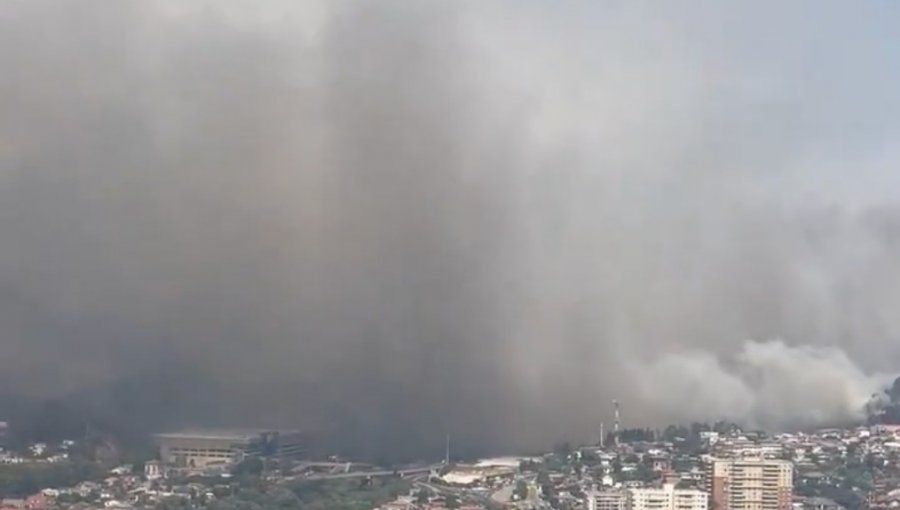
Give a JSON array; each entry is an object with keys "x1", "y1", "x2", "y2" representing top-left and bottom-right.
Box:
[{"x1": 5, "y1": 418, "x2": 900, "y2": 510}]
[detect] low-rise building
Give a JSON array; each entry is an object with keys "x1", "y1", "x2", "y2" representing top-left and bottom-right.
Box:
[{"x1": 627, "y1": 484, "x2": 707, "y2": 510}]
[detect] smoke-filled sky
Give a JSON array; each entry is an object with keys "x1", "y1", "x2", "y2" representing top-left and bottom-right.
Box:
[{"x1": 2, "y1": 0, "x2": 900, "y2": 456}]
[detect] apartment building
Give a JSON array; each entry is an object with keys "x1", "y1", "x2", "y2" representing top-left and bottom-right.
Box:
[
  {"x1": 586, "y1": 490, "x2": 627, "y2": 510},
  {"x1": 708, "y1": 458, "x2": 792, "y2": 510},
  {"x1": 627, "y1": 484, "x2": 708, "y2": 510}
]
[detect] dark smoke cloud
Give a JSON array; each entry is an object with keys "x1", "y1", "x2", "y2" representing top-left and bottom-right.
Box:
[{"x1": 2, "y1": 0, "x2": 900, "y2": 457}]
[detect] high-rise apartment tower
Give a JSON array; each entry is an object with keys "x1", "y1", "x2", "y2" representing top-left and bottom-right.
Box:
[{"x1": 707, "y1": 458, "x2": 792, "y2": 510}]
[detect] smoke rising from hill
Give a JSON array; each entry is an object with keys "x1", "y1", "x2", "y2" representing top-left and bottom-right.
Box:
[
  {"x1": 634, "y1": 340, "x2": 891, "y2": 429},
  {"x1": 2, "y1": 0, "x2": 900, "y2": 456}
]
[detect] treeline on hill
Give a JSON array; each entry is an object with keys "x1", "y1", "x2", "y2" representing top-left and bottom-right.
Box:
[
  {"x1": 0, "y1": 462, "x2": 105, "y2": 499},
  {"x1": 867, "y1": 376, "x2": 900, "y2": 425},
  {"x1": 0, "y1": 393, "x2": 155, "y2": 464},
  {"x1": 607, "y1": 420, "x2": 742, "y2": 446}
]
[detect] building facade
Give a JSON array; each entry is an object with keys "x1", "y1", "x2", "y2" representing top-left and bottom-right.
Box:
[
  {"x1": 155, "y1": 429, "x2": 304, "y2": 468},
  {"x1": 144, "y1": 460, "x2": 163, "y2": 480},
  {"x1": 627, "y1": 484, "x2": 708, "y2": 510},
  {"x1": 586, "y1": 490, "x2": 627, "y2": 510},
  {"x1": 708, "y1": 458, "x2": 792, "y2": 510}
]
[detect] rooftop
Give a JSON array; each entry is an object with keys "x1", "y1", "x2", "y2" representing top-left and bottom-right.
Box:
[{"x1": 154, "y1": 429, "x2": 268, "y2": 442}]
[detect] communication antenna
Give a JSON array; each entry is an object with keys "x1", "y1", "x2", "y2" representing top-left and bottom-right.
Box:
[
  {"x1": 600, "y1": 422, "x2": 605, "y2": 448},
  {"x1": 445, "y1": 433, "x2": 450, "y2": 465},
  {"x1": 613, "y1": 400, "x2": 621, "y2": 447}
]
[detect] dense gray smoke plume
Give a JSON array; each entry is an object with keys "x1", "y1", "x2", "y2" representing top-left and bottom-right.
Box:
[{"x1": 2, "y1": 0, "x2": 900, "y2": 457}]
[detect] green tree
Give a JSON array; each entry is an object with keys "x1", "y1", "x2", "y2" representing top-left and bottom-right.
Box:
[
  {"x1": 0, "y1": 462, "x2": 104, "y2": 499},
  {"x1": 554, "y1": 442, "x2": 573, "y2": 458},
  {"x1": 514, "y1": 480, "x2": 528, "y2": 500},
  {"x1": 237, "y1": 457, "x2": 265, "y2": 476},
  {"x1": 612, "y1": 458, "x2": 622, "y2": 476},
  {"x1": 573, "y1": 463, "x2": 583, "y2": 477},
  {"x1": 519, "y1": 460, "x2": 542, "y2": 472},
  {"x1": 537, "y1": 471, "x2": 552, "y2": 486}
]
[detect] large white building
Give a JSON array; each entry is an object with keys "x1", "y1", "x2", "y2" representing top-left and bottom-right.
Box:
[
  {"x1": 586, "y1": 490, "x2": 627, "y2": 510},
  {"x1": 155, "y1": 429, "x2": 304, "y2": 468},
  {"x1": 627, "y1": 484, "x2": 708, "y2": 510}
]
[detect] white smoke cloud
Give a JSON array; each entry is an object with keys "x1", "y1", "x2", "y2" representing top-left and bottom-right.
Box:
[{"x1": 633, "y1": 340, "x2": 892, "y2": 429}]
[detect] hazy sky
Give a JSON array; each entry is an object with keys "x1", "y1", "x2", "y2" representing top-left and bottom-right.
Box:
[{"x1": 2, "y1": 0, "x2": 900, "y2": 456}]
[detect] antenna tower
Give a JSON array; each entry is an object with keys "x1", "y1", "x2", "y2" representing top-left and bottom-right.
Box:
[{"x1": 613, "y1": 400, "x2": 621, "y2": 447}]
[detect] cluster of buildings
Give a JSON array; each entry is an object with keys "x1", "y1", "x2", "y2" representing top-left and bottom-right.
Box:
[
  {"x1": 586, "y1": 458, "x2": 792, "y2": 510},
  {"x1": 371, "y1": 425, "x2": 843, "y2": 510},
  {"x1": 11, "y1": 420, "x2": 900, "y2": 510},
  {"x1": 0, "y1": 464, "x2": 218, "y2": 510},
  {"x1": 371, "y1": 422, "x2": 900, "y2": 510},
  {"x1": 0, "y1": 439, "x2": 75, "y2": 464},
  {"x1": 376, "y1": 493, "x2": 487, "y2": 510},
  {"x1": 0, "y1": 428, "x2": 308, "y2": 510},
  {"x1": 577, "y1": 422, "x2": 900, "y2": 510},
  {"x1": 439, "y1": 458, "x2": 528, "y2": 486}
]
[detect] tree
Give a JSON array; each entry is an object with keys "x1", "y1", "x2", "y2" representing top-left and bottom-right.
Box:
[
  {"x1": 580, "y1": 450, "x2": 599, "y2": 465},
  {"x1": 890, "y1": 376, "x2": 900, "y2": 403},
  {"x1": 232, "y1": 457, "x2": 264, "y2": 477},
  {"x1": 514, "y1": 480, "x2": 529, "y2": 500},
  {"x1": 446, "y1": 495, "x2": 461, "y2": 509},
  {"x1": 541, "y1": 483, "x2": 557, "y2": 501},
  {"x1": 573, "y1": 463, "x2": 583, "y2": 477},
  {"x1": 621, "y1": 463, "x2": 654, "y2": 484},
  {"x1": 543, "y1": 484, "x2": 560, "y2": 510},
  {"x1": 268, "y1": 488, "x2": 300, "y2": 509},
  {"x1": 519, "y1": 460, "x2": 541, "y2": 473},
  {"x1": 416, "y1": 488, "x2": 430, "y2": 505},
  {"x1": 690, "y1": 422, "x2": 711, "y2": 437},
  {"x1": 713, "y1": 421, "x2": 740, "y2": 434},
  {"x1": 616, "y1": 428, "x2": 656, "y2": 444},
  {"x1": 0, "y1": 462, "x2": 104, "y2": 499},
  {"x1": 662, "y1": 425, "x2": 690, "y2": 442},
  {"x1": 537, "y1": 471, "x2": 552, "y2": 486},
  {"x1": 612, "y1": 458, "x2": 622, "y2": 476},
  {"x1": 676, "y1": 480, "x2": 693, "y2": 490},
  {"x1": 554, "y1": 442, "x2": 573, "y2": 459}
]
